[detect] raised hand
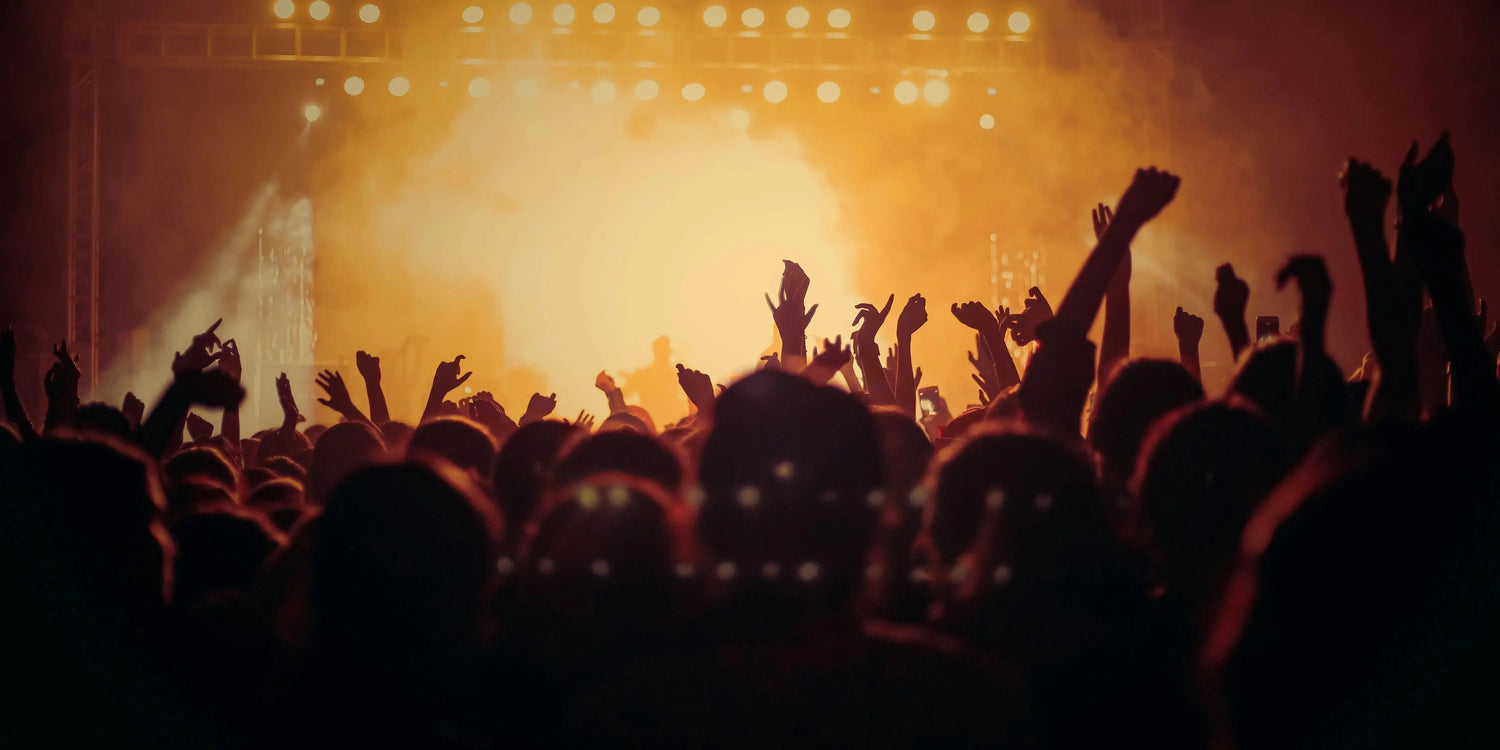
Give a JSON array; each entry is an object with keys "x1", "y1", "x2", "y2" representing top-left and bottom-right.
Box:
[
  {"x1": 431, "y1": 354, "x2": 472, "y2": 397},
  {"x1": 1091, "y1": 203, "x2": 1114, "y2": 241},
  {"x1": 356, "y1": 350, "x2": 381, "y2": 383},
  {"x1": 1276, "y1": 255, "x2": 1333, "y2": 353},
  {"x1": 186, "y1": 412, "x2": 214, "y2": 442},
  {"x1": 852, "y1": 294, "x2": 896, "y2": 346},
  {"x1": 122, "y1": 392, "x2": 145, "y2": 429},
  {"x1": 1396, "y1": 133, "x2": 1453, "y2": 221},
  {"x1": 766, "y1": 260, "x2": 818, "y2": 364},
  {"x1": 43, "y1": 342, "x2": 81, "y2": 432},
  {"x1": 896, "y1": 294, "x2": 927, "y2": 340},
  {"x1": 173, "y1": 319, "x2": 223, "y2": 375},
  {"x1": 1174, "y1": 306, "x2": 1205, "y2": 347},
  {"x1": 759, "y1": 352, "x2": 782, "y2": 371},
  {"x1": 276, "y1": 372, "x2": 304, "y2": 425},
  {"x1": 1110, "y1": 167, "x2": 1181, "y2": 233},
  {"x1": 1008, "y1": 287, "x2": 1053, "y2": 345},
  {"x1": 595, "y1": 370, "x2": 617, "y2": 392},
  {"x1": 520, "y1": 392, "x2": 557, "y2": 426},
  {"x1": 573, "y1": 410, "x2": 596, "y2": 430},
  {"x1": 1341, "y1": 158, "x2": 1392, "y2": 228},
  {"x1": 951, "y1": 301, "x2": 1001, "y2": 335},
  {"x1": 676, "y1": 364, "x2": 716, "y2": 415},
  {"x1": 802, "y1": 336, "x2": 851, "y2": 386},
  {"x1": 315, "y1": 369, "x2": 362, "y2": 418}
]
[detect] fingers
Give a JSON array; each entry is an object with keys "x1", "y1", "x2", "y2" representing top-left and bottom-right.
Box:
[
  {"x1": 455, "y1": 371, "x2": 473, "y2": 387},
  {"x1": 972, "y1": 373, "x2": 986, "y2": 389},
  {"x1": 881, "y1": 293, "x2": 895, "y2": 317},
  {"x1": 765, "y1": 292, "x2": 778, "y2": 315},
  {"x1": 205, "y1": 319, "x2": 222, "y2": 335},
  {"x1": 318, "y1": 398, "x2": 334, "y2": 408},
  {"x1": 803, "y1": 303, "x2": 818, "y2": 325}
]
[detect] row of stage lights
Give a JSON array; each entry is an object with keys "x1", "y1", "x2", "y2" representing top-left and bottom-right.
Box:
[
  {"x1": 316, "y1": 74, "x2": 983, "y2": 104},
  {"x1": 303, "y1": 75, "x2": 1004, "y2": 131},
  {"x1": 272, "y1": 2, "x2": 1033, "y2": 34}
]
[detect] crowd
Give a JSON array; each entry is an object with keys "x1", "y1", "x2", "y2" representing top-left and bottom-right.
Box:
[{"x1": 4, "y1": 137, "x2": 1500, "y2": 749}]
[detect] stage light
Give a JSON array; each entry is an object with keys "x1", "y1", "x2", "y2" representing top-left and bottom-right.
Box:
[
  {"x1": 703, "y1": 5, "x2": 726, "y2": 28},
  {"x1": 893, "y1": 81, "x2": 918, "y2": 104},
  {"x1": 682, "y1": 82, "x2": 706, "y2": 101},
  {"x1": 462, "y1": 5, "x2": 484, "y2": 23},
  {"x1": 303, "y1": 104, "x2": 322, "y2": 122},
  {"x1": 344, "y1": 75, "x2": 365, "y2": 95},
  {"x1": 358, "y1": 3, "x2": 380, "y2": 22},
  {"x1": 786, "y1": 6, "x2": 809, "y2": 28},
  {"x1": 1007, "y1": 11, "x2": 1030, "y2": 33},
  {"x1": 817, "y1": 81, "x2": 840, "y2": 103},
  {"x1": 922, "y1": 79, "x2": 949, "y2": 105},
  {"x1": 553, "y1": 3, "x2": 575, "y2": 24},
  {"x1": 516, "y1": 78, "x2": 540, "y2": 98},
  {"x1": 591, "y1": 80, "x2": 616, "y2": 102},
  {"x1": 827, "y1": 8, "x2": 850, "y2": 29},
  {"x1": 388, "y1": 76, "x2": 410, "y2": 96},
  {"x1": 309, "y1": 0, "x2": 330, "y2": 20},
  {"x1": 912, "y1": 10, "x2": 935, "y2": 32},
  {"x1": 468, "y1": 77, "x2": 492, "y2": 97},
  {"x1": 763, "y1": 80, "x2": 787, "y2": 103},
  {"x1": 510, "y1": 3, "x2": 533, "y2": 23},
  {"x1": 728, "y1": 108, "x2": 751, "y2": 131},
  {"x1": 967, "y1": 12, "x2": 989, "y2": 32},
  {"x1": 273, "y1": 0, "x2": 296, "y2": 20},
  {"x1": 987, "y1": 87, "x2": 997, "y2": 95},
  {"x1": 439, "y1": 80, "x2": 449, "y2": 87},
  {"x1": 979, "y1": 113, "x2": 995, "y2": 130},
  {"x1": 741, "y1": 83, "x2": 753, "y2": 93},
  {"x1": 741, "y1": 8, "x2": 765, "y2": 28},
  {"x1": 637, "y1": 5, "x2": 660, "y2": 26},
  {"x1": 592, "y1": 3, "x2": 615, "y2": 22},
  {"x1": 635, "y1": 79, "x2": 659, "y2": 100},
  {"x1": 315, "y1": 77, "x2": 325, "y2": 85}
]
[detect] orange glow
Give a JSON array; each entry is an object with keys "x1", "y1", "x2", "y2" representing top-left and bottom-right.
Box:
[
  {"x1": 1008, "y1": 11, "x2": 1031, "y2": 34},
  {"x1": 315, "y1": 85, "x2": 861, "y2": 422}
]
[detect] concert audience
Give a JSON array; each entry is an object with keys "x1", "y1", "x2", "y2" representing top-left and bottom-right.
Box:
[{"x1": 4, "y1": 138, "x2": 1500, "y2": 749}]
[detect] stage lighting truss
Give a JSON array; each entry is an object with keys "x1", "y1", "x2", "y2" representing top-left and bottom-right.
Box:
[{"x1": 96, "y1": 13, "x2": 1069, "y2": 75}]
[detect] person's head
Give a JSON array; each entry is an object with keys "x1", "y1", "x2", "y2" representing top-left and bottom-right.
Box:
[
  {"x1": 551, "y1": 430, "x2": 684, "y2": 495},
  {"x1": 305, "y1": 421, "x2": 386, "y2": 505},
  {"x1": 164, "y1": 477, "x2": 236, "y2": 518},
  {"x1": 247, "y1": 477, "x2": 308, "y2": 533},
  {"x1": 697, "y1": 369, "x2": 883, "y2": 609},
  {"x1": 1228, "y1": 339, "x2": 1298, "y2": 428},
  {"x1": 513, "y1": 474, "x2": 693, "y2": 653},
  {"x1": 261, "y1": 455, "x2": 307, "y2": 484},
  {"x1": 163, "y1": 445, "x2": 243, "y2": 501},
  {"x1": 598, "y1": 412, "x2": 651, "y2": 435},
  {"x1": 304, "y1": 424, "x2": 329, "y2": 445},
  {"x1": 3, "y1": 437, "x2": 171, "y2": 624},
  {"x1": 256, "y1": 429, "x2": 311, "y2": 464},
  {"x1": 1204, "y1": 422, "x2": 1489, "y2": 750},
  {"x1": 239, "y1": 437, "x2": 260, "y2": 466},
  {"x1": 492, "y1": 420, "x2": 579, "y2": 542},
  {"x1": 408, "y1": 416, "x2": 497, "y2": 479},
  {"x1": 624, "y1": 405, "x2": 657, "y2": 435},
  {"x1": 311, "y1": 460, "x2": 501, "y2": 676},
  {"x1": 74, "y1": 403, "x2": 132, "y2": 441},
  {"x1": 170, "y1": 504, "x2": 285, "y2": 608},
  {"x1": 1132, "y1": 401, "x2": 1284, "y2": 620},
  {"x1": 925, "y1": 425, "x2": 1140, "y2": 654},
  {"x1": 1090, "y1": 358, "x2": 1204, "y2": 486}
]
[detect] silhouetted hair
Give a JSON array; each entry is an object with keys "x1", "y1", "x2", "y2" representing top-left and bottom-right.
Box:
[{"x1": 408, "y1": 416, "x2": 497, "y2": 476}]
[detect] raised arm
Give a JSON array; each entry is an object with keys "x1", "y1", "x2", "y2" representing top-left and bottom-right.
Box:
[
  {"x1": 1276, "y1": 255, "x2": 1353, "y2": 445},
  {"x1": 1174, "y1": 307, "x2": 1204, "y2": 381},
  {"x1": 421, "y1": 354, "x2": 472, "y2": 424},
  {"x1": 1213, "y1": 264, "x2": 1252, "y2": 361},
  {"x1": 852, "y1": 294, "x2": 898, "y2": 406},
  {"x1": 800, "y1": 336, "x2": 852, "y2": 387},
  {"x1": 218, "y1": 339, "x2": 242, "y2": 453},
  {"x1": 1019, "y1": 168, "x2": 1179, "y2": 434},
  {"x1": 42, "y1": 341, "x2": 81, "y2": 434},
  {"x1": 595, "y1": 370, "x2": 628, "y2": 415},
  {"x1": 952, "y1": 301, "x2": 1019, "y2": 392},
  {"x1": 1095, "y1": 204, "x2": 1132, "y2": 387},
  {"x1": 0, "y1": 328, "x2": 39, "y2": 441},
  {"x1": 894, "y1": 294, "x2": 928, "y2": 418},
  {"x1": 766, "y1": 260, "x2": 818, "y2": 371},
  {"x1": 1340, "y1": 158, "x2": 1419, "y2": 419},
  {"x1": 676, "y1": 364, "x2": 717, "y2": 419},
  {"x1": 316, "y1": 369, "x2": 375, "y2": 428},
  {"x1": 356, "y1": 350, "x2": 391, "y2": 425}
]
